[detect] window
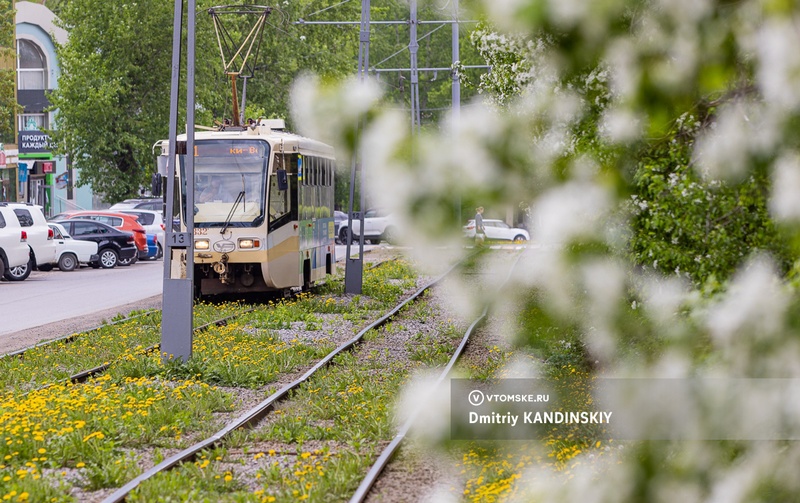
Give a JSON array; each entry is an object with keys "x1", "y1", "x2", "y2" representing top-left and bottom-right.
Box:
[
  {"x1": 17, "y1": 39, "x2": 47, "y2": 90},
  {"x1": 18, "y1": 114, "x2": 47, "y2": 131},
  {"x1": 73, "y1": 222, "x2": 98, "y2": 236},
  {"x1": 51, "y1": 226, "x2": 63, "y2": 239},
  {"x1": 13, "y1": 209, "x2": 34, "y2": 227},
  {"x1": 0, "y1": 212, "x2": 6, "y2": 228},
  {"x1": 133, "y1": 212, "x2": 154, "y2": 225}
]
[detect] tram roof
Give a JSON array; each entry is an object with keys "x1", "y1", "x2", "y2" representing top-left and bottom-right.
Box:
[{"x1": 173, "y1": 123, "x2": 335, "y2": 158}]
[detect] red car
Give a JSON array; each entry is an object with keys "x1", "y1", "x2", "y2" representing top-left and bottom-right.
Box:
[{"x1": 51, "y1": 211, "x2": 148, "y2": 264}]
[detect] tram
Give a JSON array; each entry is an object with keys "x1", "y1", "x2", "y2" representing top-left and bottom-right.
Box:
[{"x1": 155, "y1": 119, "x2": 337, "y2": 296}]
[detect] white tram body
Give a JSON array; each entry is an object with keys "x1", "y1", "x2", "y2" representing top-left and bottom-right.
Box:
[{"x1": 159, "y1": 119, "x2": 336, "y2": 296}]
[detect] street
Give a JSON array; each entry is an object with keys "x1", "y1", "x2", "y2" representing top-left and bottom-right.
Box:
[
  {"x1": 0, "y1": 259, "x2": 164, "y2": 337},
  {"x1": 0, "y1": 244, "x2": 382, "y2": 338}
]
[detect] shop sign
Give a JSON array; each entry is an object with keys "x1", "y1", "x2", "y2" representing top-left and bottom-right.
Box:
[{"x1": 18, "y1": 131, "x2": 55, "y2": 154}]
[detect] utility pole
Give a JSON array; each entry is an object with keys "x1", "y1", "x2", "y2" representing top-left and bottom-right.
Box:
[
  {"x1": 452, "y1": 0, "x2": 461, "y2": 227},
  {"x1": 161, "y1": 0, "x2": 196, "y2": 362},
  {"x1": 409, "y1": 0, "x2": 421, "y2": 134},
  {"x1": 344, "y1": 0, "x2": 370, "y2": 294}
]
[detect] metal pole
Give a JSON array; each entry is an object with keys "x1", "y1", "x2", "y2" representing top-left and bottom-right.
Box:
[
  {"x1": 161, "y1": 0, "x2": 194, "y2": 363},
  {"x1": 240, "y1": 76, "x2": 248, "y2": 124},
  {"x1": 344, "y1": 0, "x2": 370, "y2": 294},
  {"x1": 409, "y1": 0, "x2": 420, "y2": 135},
  {"x1": 452, "y1": 0, "x2": 461, "y2": 227}
]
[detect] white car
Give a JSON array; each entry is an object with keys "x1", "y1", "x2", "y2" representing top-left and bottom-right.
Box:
[
  {"x1": 0, "y1": 205, "x2": 31, "y2": 279},
  {"x1": 115, "y1": 209, "x2": 165, "y2": 259},
  {"x1": 463, "y1": 219, "x2": 530, "y2": 243},
  {"x1": 42, "y1": 223, "x2": 99, "y2": 271},
  {"x1": 109, "y1": 197, "x2": 164, "y2": 212},
  {"x1": 2, "y1": 202, "x2": 57, "y2": 280},
  {"x1": 348, "y1": 208, "x2": 399, "y2": 244}
]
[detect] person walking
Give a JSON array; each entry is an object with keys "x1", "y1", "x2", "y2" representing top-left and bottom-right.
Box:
[{"x1": 474, "y1": 206, "x2": 486, "y2": 246}]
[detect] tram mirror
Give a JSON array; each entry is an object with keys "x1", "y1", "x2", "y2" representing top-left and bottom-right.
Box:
[
  {"x1": 277, "y1": 169, "x2": 288, "y2": 191},
  {"x1": 151, "y1": 173, "x2": 163, "y2": 196}
]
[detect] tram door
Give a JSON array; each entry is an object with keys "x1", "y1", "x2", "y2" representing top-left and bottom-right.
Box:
[{"x1": 266, "y1": 154, "x2": 300, "y2": 288}]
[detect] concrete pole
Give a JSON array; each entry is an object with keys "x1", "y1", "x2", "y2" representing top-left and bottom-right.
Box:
[{"x1": 345, "y1": 0, "x2": 370, "y2": 294}]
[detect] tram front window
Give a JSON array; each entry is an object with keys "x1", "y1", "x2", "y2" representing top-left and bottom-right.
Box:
[{"x1": 180, "y1": 140, "x2": 268, "y2": 227}]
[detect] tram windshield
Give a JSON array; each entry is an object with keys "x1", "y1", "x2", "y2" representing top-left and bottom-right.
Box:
[{"x1": 179, "y1": 139, "x2": 269, "y2": 227}]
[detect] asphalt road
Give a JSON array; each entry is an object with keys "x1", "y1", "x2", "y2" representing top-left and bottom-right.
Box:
[
  {"x1": 0, "y1": 243, "x2": 382, "y2": 338},
  {"x1": 0, "y1": 259, "x2": 164, "y2": 337}
]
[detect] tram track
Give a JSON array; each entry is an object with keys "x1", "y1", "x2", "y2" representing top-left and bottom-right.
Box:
[
  {"x1": 83, "y1": 251, "x2": 522, "y2": 503},
  {"x1": 0, "y1": 254, "x2": 488, "y2": 501},
  {"x1": 100, "y1": 257, "x2": 463, "y2": 502},
  {"x1": 2, "y1": 262, "x2": 401, "y2": 397},
  {"x1": 349, "y1": 251, "x2": 525, "y2": 503}
]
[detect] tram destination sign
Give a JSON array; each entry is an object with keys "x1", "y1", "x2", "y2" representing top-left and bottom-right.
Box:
[
  {"x1": 19, "y1": 130, "x2": 56, "y2": 154},
  {"x1": 189, "y1": 140, "x2": 267, "y2": 158}
]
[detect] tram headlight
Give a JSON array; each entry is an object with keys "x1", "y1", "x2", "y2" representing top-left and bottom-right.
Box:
[
  {"x1": 238, "y1": 238, "x2": 261, "y2": 249},
  {"x1": 195, "y1": 239, "x2": 210, "y2": 250}
]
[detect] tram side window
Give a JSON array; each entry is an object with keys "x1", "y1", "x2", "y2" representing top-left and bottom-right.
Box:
[{"x1": 269, "y1": 154, "x2": 292, "y2": 224}]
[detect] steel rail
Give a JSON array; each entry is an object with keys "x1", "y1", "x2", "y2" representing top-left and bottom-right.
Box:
[
  {"x1": 101, "y1": 258, "x2": 463, "y2": 503},
  {"x1": 348, "y1": 251, "x2": 525, "y2": 502}
]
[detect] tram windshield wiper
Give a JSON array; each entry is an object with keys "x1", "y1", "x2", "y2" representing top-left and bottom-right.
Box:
[{"x1": 220, "y1": 191, "x2": 245, "y2": 235}]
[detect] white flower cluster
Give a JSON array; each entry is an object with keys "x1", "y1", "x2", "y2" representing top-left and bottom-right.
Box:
[{"x1": 290, "y1": 0, "x2": 800, "y2": 499}]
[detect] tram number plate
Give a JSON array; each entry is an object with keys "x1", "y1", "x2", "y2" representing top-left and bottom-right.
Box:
[{"x1": 169, "y1": 232, "x2": 192, "y2": 248}]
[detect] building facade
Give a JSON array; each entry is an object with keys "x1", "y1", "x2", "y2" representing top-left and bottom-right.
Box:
[{"x1": 1, "y1": 1, "x2": 93, "y2": 214}]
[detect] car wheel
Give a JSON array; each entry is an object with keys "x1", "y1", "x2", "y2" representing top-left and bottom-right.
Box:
[
  {"x1": 37, "y1": 263, "x2": 54, "y2": 272},
  {"x1": 155, "y1": 243, "x2": 163, "y2": 260},
  {"x1": 0, "y1": 255, "x2": 5, "y2": 279},
  {"x1": 59, "y1": 253, "x2": 79, "y2": 272},
  {"x1": 339, "y1": 227, "x2": 350, "y2": 245},
  {"x1": 99, "y1": 249, "x2": 119, "y2": 269},
  {"x1": 3, "y1": 256, "x2": 33, "y2": 281},
  {"x1": 513, "y1": 234, "x2": 527, "y2": 243},
  {"x1": 119, "y1": 256, "x2": 135, "y2": 266}
]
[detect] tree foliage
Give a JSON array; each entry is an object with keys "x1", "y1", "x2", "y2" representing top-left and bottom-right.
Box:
[
  {"x1": 47, "y1": 0, "x2": 475, "y2": 203},
  {"x1": 0, "y1": 0, "x2": 20, "y2": 145},
  {"x1": 48, "y1": 0, "x2": 181, "y2": 201},
  {"x1": 630, "y1": 113, "x2": 792, "y2": 286}
]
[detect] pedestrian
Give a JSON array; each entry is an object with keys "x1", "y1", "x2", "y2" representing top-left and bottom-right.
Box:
[{"x1": 475, "y1": 206, "x2": 485, "y2": 246}]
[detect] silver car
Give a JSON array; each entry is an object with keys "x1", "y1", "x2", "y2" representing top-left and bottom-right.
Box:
[{"x1": 463, "y1": 219, "x2": 530, "y2": 243}]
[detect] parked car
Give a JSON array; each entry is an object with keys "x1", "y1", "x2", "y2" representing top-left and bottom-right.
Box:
[
  {"x1": 52, "y1": 211, "x2": 148, "y2": 264},
  {"x1": 109, "y1": 197, "x2": 164, "y2": 212},
  {"x1": 146, "y1": 233, "x2": 159, "y2": 260},
  {"x1": 56, "y1": 219, "x2": 137, "y2": 269},
  {"x1": 116, "y1": 209, "x2": 165, "y2": 259},
  {"x1": 463, "y1": 219, "x2": 530, "y2": 243},
  {"x1": 334, "y1": 210, "x2": 348, "y2": 244},
  {"x1": 348, "y1": 208, "x2": 399, "y2": 244},
  {"x1": 0, "y1": 205, "x2": 31, "y2": 280},
  {"x1": 42, "y1": 223, "x2": 99, "y2": 272},
  {"x1": 1, "y1": 202, "x2": 56, "y2": 280}
]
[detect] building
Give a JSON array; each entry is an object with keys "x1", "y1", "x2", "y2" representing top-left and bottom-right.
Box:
[{"x1": 0, "y1": 1, "x2": 93, "y2": 214}]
